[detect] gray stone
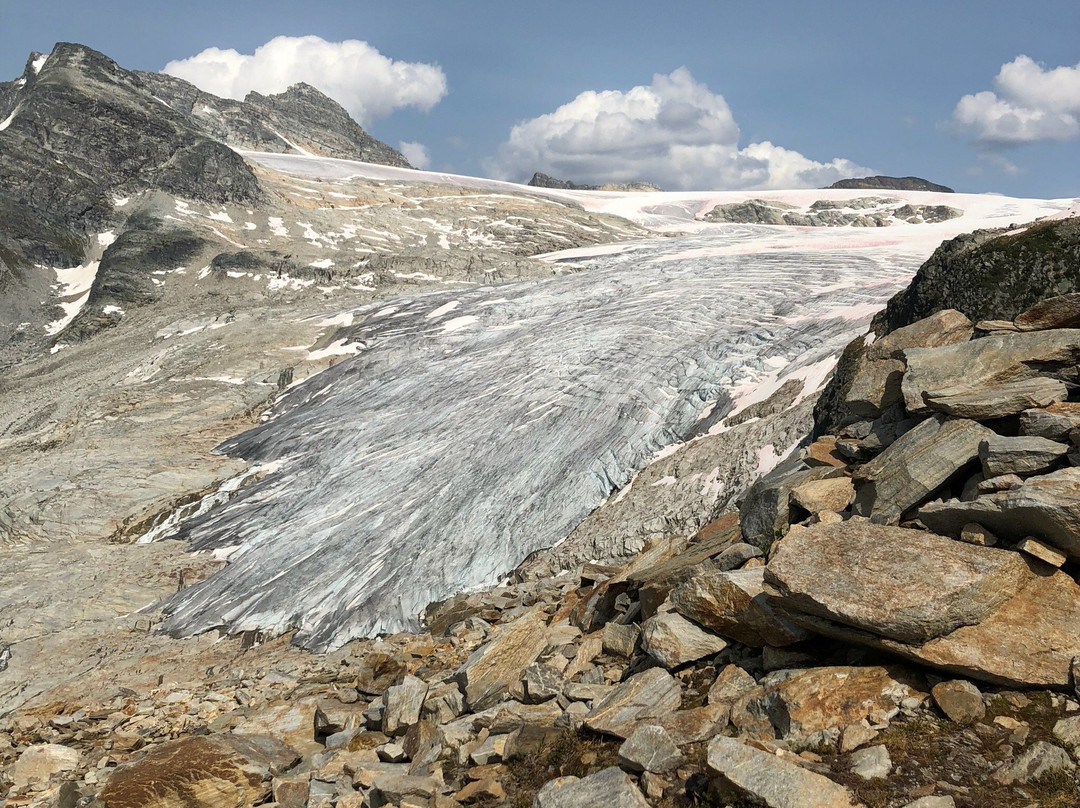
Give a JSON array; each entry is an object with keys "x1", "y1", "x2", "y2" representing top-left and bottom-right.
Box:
[
  {"x1": 849, "y1": 744, "x2": 892, "y2": 779},
  {"x1": 902, "y1": 329, "x2": 1080, "y2": 416},
  {"x1": 868, "y1": 309, "x2": 974, "y2": 360},
  {"x1": 602, "y1": 622, "x2": 642, "y2": 658},
  {"x1": 919, "y1": 468, "x2": 1080, "y2": 560},
  {"x1": 641, "y1": 611, "x2": 727, "y2": 668},
  {"x1": 901, "y1": 797, "x2": 955, "y2": 808},
  {"x1": 533, "y1": 766, "x2": 649, "y2": 808},
  {"x1": 740, "y1": 455, "x2": 842, "y2": 547},
  {"x1": 708, "y1": 665, "x2": 759, "y2": 706},
  {"x1": 670, "y1": 567, "x2": 808, "y2": 647},
  {"x1": 370, "y1": 772, "x2": 444, "y2": 805},
  {"x1": 585, "y1": 668, "x2": 683, "y2": 738},
  {"x1": 10, "y1": 744, "x2": 81, "y2": 791},
  {"x1": 924, "y1": 376, "x2": 1068, "y2": 420},
  {"x1": 979, "y1": 435, "x2": 1069, "y2": 477},
  {"x1": 1053, "y1": 715, "x2": 1080, "y2": 749},
  {"x1": 977, "y1": 474, "x2": 1024, "y2": 494},
  {"x1": 931, "y1": 680, "x2": 985, "y2": 724},
  {"x1": 617, "y1": 725, "x2": 683, "y2": 774},
  {"x1": 993, "y1": 740, "x2": 1075, "y2": 784},
  {"x1": 852, "y1": 416, "x2": 994, "y2": 524},
  {"x1": 523, "y1": 664, "x2": 564, "y2": 704},
  {"x1": 1017, "y1": 536, "x2": 1067, "y2": 567},
  {"x1": 959, "y1": 522, "x2": 998, "y2": 546},
  {"x1": 1021, "y1": 402, "x2": 1080, "y2": 441},
  {"x1": 790, "y1": 477, "x2": 854, "y2": 514},
  {"x1": 382, "y1": 675, "x2": 429, "y2": 737},
  {"x1": 707, "y1": 735, "x2": 857, "y2": 808}
]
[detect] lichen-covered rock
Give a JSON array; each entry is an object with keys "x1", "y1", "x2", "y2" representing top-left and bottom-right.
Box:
[{"x1": 584, "y1": 668, "x2": 683, "y2": 738}]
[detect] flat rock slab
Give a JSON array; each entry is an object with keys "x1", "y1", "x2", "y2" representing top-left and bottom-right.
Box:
[
  {"x1": 1014, "y1": 292, "x2": 1080, "y2": 331},
  {"x1": 534, "y1": 766, "x2": 650, "y2": 808},
  {"x1": 98, "y1": 734, "x2": 300, "y2": 808},
  {"x1": 1020, "y1": 401, "x2": 1080, "y2": 441},
  {"x1": 765, "y1": 522, "x2": 1030, "y2": 644},
  {"x1": 230, "y1": 699, "x2": 324, "y2": 755},
  {"x1": 707, "y1": 735, "x2": 858, "y2": 808},
  {"x1": 919, "y1": 467, "x2": 1080, "y2": 560},
  {"x1": 641, "y1": 610, "x2": 727, "y2": 668},
  {"x1": 454, "y1": 610, "x2": 548, "y2": 711},
  {"x1": 584, "y1": 667, "x2": 683, "y2": 738},
  {"x1": 868, "y1": 309, "x2": 973, "y2": 360},
  {"x1": 752, "y1": 666, "x2": 926, "y2": 740},
  {"x1": 979, "y1": 435, "x2": 1069, "y2": 477},
  {"x1": 10, "y1": 744, "x2": 80, "y2": 791},
  {"x1": 671, "y1": 567, "x2": 808, "y2": 647},
  {"x1": 617, "y1": 724, "x2": 683, "y2": 774},
  {"x1": 901, "y1": 329, "x2": 1080, "y2": 416},
  {"x1": 925, "y1": 377, "x2": 1068, "y2": 421},
  {"x1": 852, "y1": 416, "x2": 993, "y2": 524},
  {"x1": 791, "y1": 477, "x2": 854, "y2": 514}
]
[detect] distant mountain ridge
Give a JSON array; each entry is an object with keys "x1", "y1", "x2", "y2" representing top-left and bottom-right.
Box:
[
  {"x1": 528, "y1": 171, "x2": 663, "y2": 192},
  {"x1": 827, "y1": 175, "x2": 954, "y2": 193}
]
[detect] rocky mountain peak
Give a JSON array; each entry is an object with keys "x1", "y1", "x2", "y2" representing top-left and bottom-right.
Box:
[{"x1": 827, "y1": 175, "x2": 955, "y2": 193}]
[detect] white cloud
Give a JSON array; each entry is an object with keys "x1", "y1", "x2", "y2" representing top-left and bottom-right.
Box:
[
  {"x1": 950, "y1": 55, "x2": 1080, "y2": 146},
  {"x1": 398, "y1": 140, "x2": 431, "y2": 169},
  {"x1": 489, "y1": 68, "x2": 871, "y2": 191},
  {"x1": 162, "y1": 35, "x2": 447, "y2": 126}
]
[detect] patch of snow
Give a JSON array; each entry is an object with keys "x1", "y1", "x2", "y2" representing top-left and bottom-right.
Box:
[
  {"x1": 244, "y1": 221, "x2": 257, "y2": 230},
  {"x1": 49, "y1": 343, "x2": 67, "y2": 354},
  {"x1": 31, "y1": 54, "x2": 49, "y2": 74},
  {"x1": 97, "y1": 231, "x2": 116, "y2": 248},
  {"x1": 102, "y1": 304, "x2": 124, "y2": 316},
  {"x1": 441, "y1": 315, "x2": 478, "y2": 333},
  {"x1": 207, "y1": 210, "x2": 233, "y2": 223},
  {"x1": 45, "y1": 260, "x2": 100, "y2": 335},
  {"x1": 268, "y1": 217, "x2": 288, "y2": 237},
  {"x1": 113, "y1": 196, "x2": 130, "y2": 207},
  {"x1": 426, "y1": 300, "x2": 460, "y2": 320},
  {"x1": 307, "y1": 338, "x2": 364, "y2": 361},
  {"x1": 0, "y1": 106, "x2": 20, "y2": 131},
  {"x1": 309, "y1": 258, "x2": 334, "y2": 269}
]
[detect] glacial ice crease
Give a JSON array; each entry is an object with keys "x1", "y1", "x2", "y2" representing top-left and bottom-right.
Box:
[{"x1": 159, "y1": 228, "x2": 920, "y2": 649}]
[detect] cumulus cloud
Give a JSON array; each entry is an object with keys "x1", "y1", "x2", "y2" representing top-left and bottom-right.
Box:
[
  {"x1": 398, "y1": 140, "x2": 431, "y2": 169},
  {"x1": 162, "y1": 35, "x2": 447, "y2": 126},
  {"x1": 950, "y1": 55, "x2": 1080, "y2": 146},
  {"x1": 489, "y1": 68, "x2": 871, "y2": 191}
]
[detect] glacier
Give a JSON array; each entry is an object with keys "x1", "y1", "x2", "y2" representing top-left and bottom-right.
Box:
[{"x1": 155, "y1": 157, "x2": 1075, "y2": 650}]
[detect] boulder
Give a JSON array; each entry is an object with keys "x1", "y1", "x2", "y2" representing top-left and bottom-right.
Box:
[
  {"x1": 851, "y1": 416, "x2": 993, "y2": 524},
  {"x1": 901, "y1": 329, "x2": 1080, "y2": 416},
  {"x1": 670, "y1": 567, "x2": 808, "y2": 647},
  {"x1": 602, "y1": 622, "x2": 641, "y2": 658},
  {"x1": 1053, "y1": 715, "x2": 1080, "y2": 748},
  {"x1": 98, "y1": 734, "x2": 300, "y2": 808},
  {"x1": 765, "y1": 522, "x2": 1029, "y2": 644},
  {"x1": 740, "y1": 455, "x2": 843, "y2": 547},
  {"x1": 844, "y1": 357, "x2": 905, "y2": 418},
  {"x1": 1020, "y1": 401, "x2": 1080, "y2": 441},
  {"x1": 382, "y1": 675, "x2": 429, "y2": 737},
  {"x1": 868, "y1": 309, "x2": 974, "y2": 359},
  {"x1": 454, "y1": 610, "x2": 549, "y2": 711},
  {"x1": 707, "y1": 735, "x2": 858, "y2": 808},
  {"x1": 1017, "y1": 536, "x2": 1067, "y2": 567},
  {"x1": 522, "y1": 664, "x2": 564, "y2": 704},
  {"x1": 992, "y1": 741, "x2": 1075, "y2": 784},
  {"x1": 790, "y1": 477, "x2": 854, "y2": 514},
  {"x1": 534, "y1": 766, "x2": 649, "y2": 808},
  {"x1": 10, "y1": 744, "x2": 80, "y2": 791},
  {"x1": 958, "y1": 522, "x2": 997, "y2": 546},
  {"x1": 708, "y1": 665, "x2": 759, "y2": 706},
  {"x1": 1014, "y1": 292, "x2": 1080, "y2": 331},
  {"x1": 584, "y1": 668, "x2": 683, "y2": 738},
  {"x1": 924, "y1": 377, "x2": 1068, "y2": 420},
  {"x1": 849, "y1": 745, "x2": 892, "y2": 780},
  {"x1": 931, "y1": 680, "x2": 985, "y2": 724},
  {"x1": 646, "y1": 703, "x2": 730, "y2": 745},
  {"x1": 919, "y1": 468, "x2": 1080, "y2": 560},
  {"x1": 641, "y1": 611, "x2": 728, "y2": 668},
  {"x1": 617, "y1": 725, "x2": 683, "y2": 774},
  {"x1": 231, "y1": 699, "x2": 325, "y2": 755},
  {"x1": 750, "y1": 665, "x2": 926, "y2": 740},
  {"x1": 979, "y1": 435, "x2": 1069, "y2": 477}
]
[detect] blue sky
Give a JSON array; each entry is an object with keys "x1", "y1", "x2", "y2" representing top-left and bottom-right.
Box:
[{"x1": 2, "y1": 0, "x2": 1079, "y2": 197}]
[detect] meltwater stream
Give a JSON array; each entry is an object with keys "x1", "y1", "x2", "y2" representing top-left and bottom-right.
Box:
[{"x1": 160, "y1": 226, "x2": 921, "y2": 650}]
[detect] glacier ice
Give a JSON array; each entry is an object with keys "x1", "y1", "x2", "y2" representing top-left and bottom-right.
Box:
[{"x1": 157, "y1": 224, "x2": 923, "y2": 650}]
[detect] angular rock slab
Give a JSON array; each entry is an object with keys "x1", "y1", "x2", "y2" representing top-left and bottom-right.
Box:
[
  {"x1": 707, "y1": 735, "x2": 858, "y2": 808},
  {"x1": 752, "y1": 666, "x2": 926, "y2": 740},
  {"x1": 454, "y1": 610, "x2": 548, "y2": 711},
  {"x1": 767, "y1": 523, "x2": 1080, "y2": 688},
  {"x1": 1020, "y1": 401, "x2": 1080, "y2": 441},
  {"x1": 617, "y1": 725, "x2": 683, "y2": 774},
  {"x1": 641, "y1": 610, "x2": 727, "y2": 668},
  {"x1": 765, "y1": 522, "x2": 1029, "y2": 644},
  {"x1": 979, "y1": 435, "x2": 1069, "y2": 477},
  {"x1": 534, "y1": 766, "x2": 650, "y2": 808},
  {"x1": 852, "y1": 416, "x2": 993, "y2": 524},
  {"x1": 919, "y1": 467, "x2": 1080, "y2": 560},
  {"x1": 10, "y1": 744, "x2": 80, "y2": 791},
  {"x1": 739, "y1": 455, "x2": 842, "y2": 547},
  {"x1": 1014, "y1": 292, "x2": 1080, "y2": 331},
  {"x1": 98, "y1": 734, "x2": 300, "y2": 808},
  {"x1": 584, "y1": 667, "x2": 683, "y2": 738},
  {"x1": 671, "y1": 567, "x2": 808, "y2": 647},
  {"x1": 868, "y1": 309, "x2": 973, "y2": 360},
  {"x1": 924, "y1": 377, "x2": 1068, "y2": 421},
  {"x1": 902, "y1": 329, "x2": 1080, "y2": 416}
]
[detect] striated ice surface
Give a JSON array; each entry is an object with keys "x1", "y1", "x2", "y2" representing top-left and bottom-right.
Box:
[{"x1": 160, "y1": 225, "x2": 923, "y2": 650}]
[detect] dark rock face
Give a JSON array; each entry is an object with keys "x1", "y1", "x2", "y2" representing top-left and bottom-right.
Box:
[
  {"x1": 827, "y1": 175, "x2": 954, "y2": 193},
  {"x1": 134, "y1": 72, "x2": 412, "y2": 166},
  {"x1": 875, "y1": 218, "x2": 1080, "y2": 333}
]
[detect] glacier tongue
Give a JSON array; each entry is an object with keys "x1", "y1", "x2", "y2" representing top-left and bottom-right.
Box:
[{"x1": 159, "y1": 227, "x2": 921, "y2": 650}]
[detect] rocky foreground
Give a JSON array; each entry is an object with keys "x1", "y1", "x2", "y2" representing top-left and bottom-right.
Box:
[{"x1": 6, "y1": 248, "x2": 1080, "y2": 807}]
